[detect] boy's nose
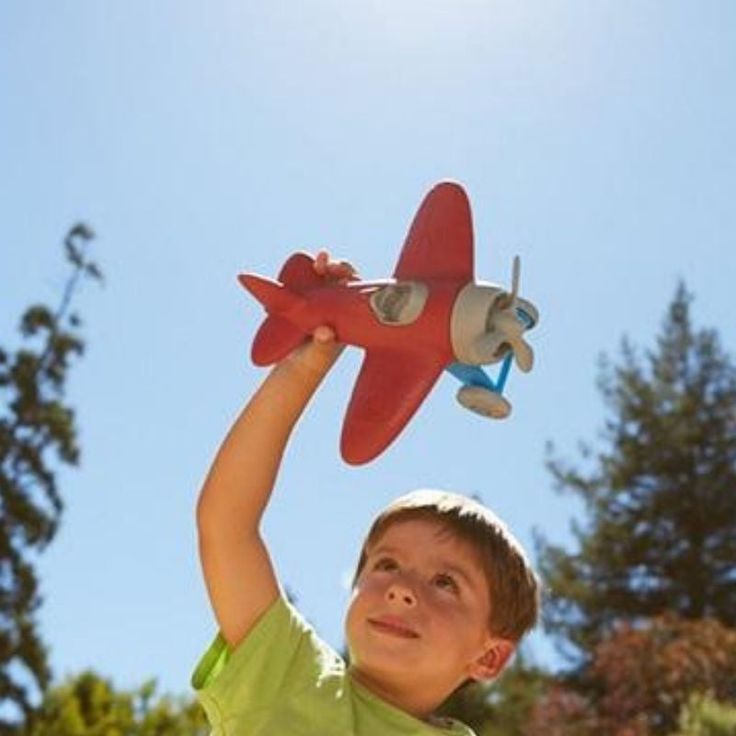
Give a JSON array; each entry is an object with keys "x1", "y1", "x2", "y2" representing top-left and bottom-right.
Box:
[{"x1": 385, "y1": 581, "x2": 417, "y2": 607}]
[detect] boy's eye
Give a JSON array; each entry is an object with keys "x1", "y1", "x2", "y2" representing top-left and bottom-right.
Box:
[
  {"x1": 373, "y1": 557, "x2": 398, "y2": 572},
  {"x1": 433, "y1": 573, "x2": 460, "y2": 594}
]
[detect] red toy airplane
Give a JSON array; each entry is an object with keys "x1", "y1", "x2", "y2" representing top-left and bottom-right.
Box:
[{"x1": 239, "y1": 181, "x2": 538, "y2": 465}]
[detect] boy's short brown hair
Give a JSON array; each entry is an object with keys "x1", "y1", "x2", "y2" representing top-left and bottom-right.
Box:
[{"x1": 353, "y1": 489, "x2": 540, "y2": 642}]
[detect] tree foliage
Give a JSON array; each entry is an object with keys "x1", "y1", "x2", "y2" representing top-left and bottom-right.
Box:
[
  {"x1": 0, "y1": 224, "x2": 101, "y2": 724},
  {"x1": 537, "y1": 283, "x2": 736, "y2": 658},
  {"x1": 675, "y1": 693, "x2": 736, "y2": 736},
  {"x1": 588, "y1": 615, "x2": 736, "y2": 730},
  {"x1": 23, "y1": 670, "x2": 207, "y2": 736},
  {"x1": 526, "y1": 615, "x2": 736, "y2": 736}
]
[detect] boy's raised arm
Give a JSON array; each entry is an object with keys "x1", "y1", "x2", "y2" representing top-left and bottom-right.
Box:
[{"x1": 196, "y1": 254, "x2": 352, "y2": 649}]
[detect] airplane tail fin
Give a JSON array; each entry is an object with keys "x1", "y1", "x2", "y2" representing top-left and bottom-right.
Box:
[
  {"x1": 238, "y1": 252, "x2": 322, "y2": 366},
  {"x1": 277, "y1": 252, "x2": 325, "y2": 291}
]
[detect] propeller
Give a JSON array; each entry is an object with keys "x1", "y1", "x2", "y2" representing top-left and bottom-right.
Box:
[{"x1": 477, "y1": 256, "x2": 534, "y2": 372}]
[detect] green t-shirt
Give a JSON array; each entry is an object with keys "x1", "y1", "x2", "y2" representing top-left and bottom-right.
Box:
[{"x1": 191, "y1": 596, "x2": 475, "y2": 736}]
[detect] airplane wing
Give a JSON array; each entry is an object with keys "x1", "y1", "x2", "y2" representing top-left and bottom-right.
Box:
[
  {"x1": 340, "y1": 348, "x2": 446, "y2": 465},
  {"x1": 393, "y1": 182, "x2": 474, "y2": 282}
]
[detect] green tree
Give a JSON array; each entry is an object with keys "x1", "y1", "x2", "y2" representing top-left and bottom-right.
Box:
[
  {"x1": 0, "y1": 225, "x2": 102, "y2": 725},
  {"x1": 537, "y1": 284, "x2": 736, "y2": 658},
  {"x1": 24, "y1": 670, "x2": 208, "y2": 736},
  {"x1": 675, "y1": 693, "x2": 736, "y2": 736}
]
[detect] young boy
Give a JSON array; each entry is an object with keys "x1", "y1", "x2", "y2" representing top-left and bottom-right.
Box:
[{"x1": 192, "y1": 253, "x2": 540, "y2": 735}]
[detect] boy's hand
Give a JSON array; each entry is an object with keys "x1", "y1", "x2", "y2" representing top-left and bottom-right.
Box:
[
  {"x1": 286, "y1": 250, "x2": 358, "y2": 377},
  {"x1": 313, "y1": 249, "x2": 357, "y2": 284}
]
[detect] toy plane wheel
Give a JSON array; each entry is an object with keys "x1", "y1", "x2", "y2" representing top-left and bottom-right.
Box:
[{"x1": 456, "y1": 386, "x2": 511, "y2": 419}]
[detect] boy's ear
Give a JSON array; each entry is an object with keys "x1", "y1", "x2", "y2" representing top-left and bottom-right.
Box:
[{"x1": 468, "y1": 638, "x2": 515, "y2": 682}]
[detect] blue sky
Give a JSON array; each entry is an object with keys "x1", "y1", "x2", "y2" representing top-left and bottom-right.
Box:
[{"x1": 2, "y1": 1, "x2": 735, "y2": 700}]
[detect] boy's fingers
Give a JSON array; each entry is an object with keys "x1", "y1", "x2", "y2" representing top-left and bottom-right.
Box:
[
  {"x1": 313, "y1": 251, "x2": 358, "y2": 282},
  {"x1": 332, "y1": 260, "x2": 357, "y2": 279},
  {"x1": 325, "y1": 261, "x2": 358, "y2": 284},
  {"x1": 314, "y1": 250, "x2": 329, "y2": 275}
]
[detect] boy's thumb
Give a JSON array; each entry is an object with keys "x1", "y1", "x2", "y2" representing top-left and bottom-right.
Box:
[
  {"x1": 292, "y1": 325, "x2": 344, "y2": 375},
  {"x1": 313, "y1": 325, "x2": 336, "y2": 344}
]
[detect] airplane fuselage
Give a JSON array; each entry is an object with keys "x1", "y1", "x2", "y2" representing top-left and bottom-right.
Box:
[{"x1": 288, "y1": 278, "x2": 462, "y2": 363}]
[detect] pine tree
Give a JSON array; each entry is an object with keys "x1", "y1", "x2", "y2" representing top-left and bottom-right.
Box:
[
  {"x1": 537, "y1": 283, "x2": 736, "y2": 658},
  {"x1": 0, "y1": 225, "x2": 102, "y2": 725}
]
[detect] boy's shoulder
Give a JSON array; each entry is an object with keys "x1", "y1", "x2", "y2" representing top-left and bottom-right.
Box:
[
  {"x1": 192, "y1": 595, "x2": 475, "y2": 736},
  {"x1": 192, "y1": 594, "x2": 342, "y2": 694}
]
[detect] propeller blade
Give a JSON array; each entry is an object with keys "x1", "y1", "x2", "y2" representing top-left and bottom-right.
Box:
[
  {"x1": 510, "y1": 255, "x2": 520, "y2": 303},
  {"x1": 495, "y1": 311, "x2": 534, "y2": 372},
  {"x1": 509, "y1": 336, "x2": 534, "y2": 372},
  {"x1": 498, "y1": 255, "x2": 521, "y2": 310}
]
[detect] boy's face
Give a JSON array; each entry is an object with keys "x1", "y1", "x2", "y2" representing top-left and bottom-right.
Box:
[{"x1": 345, "y1": 518, "x2": 513, "y2": 711}]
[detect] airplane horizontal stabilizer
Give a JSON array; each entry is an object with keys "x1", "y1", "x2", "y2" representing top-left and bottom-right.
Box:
[
  {"x1": 251, "y1": 314, "x2": 307, "y2": 366},
  {"x1": 238, "y1": 274, "x2": 306, "y2": 314}
]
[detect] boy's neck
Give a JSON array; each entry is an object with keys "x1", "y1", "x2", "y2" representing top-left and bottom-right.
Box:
[{"x1": 348, "y1": 664, "x2": 450, "y2": 722}]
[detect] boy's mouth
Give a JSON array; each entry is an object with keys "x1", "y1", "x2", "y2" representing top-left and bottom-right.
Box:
[{"x1": 367, "y1": 616, "x2": 420, "y2": 638}]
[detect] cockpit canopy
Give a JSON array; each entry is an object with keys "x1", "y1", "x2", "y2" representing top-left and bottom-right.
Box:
[{"x1": 369, "y1": 281, "x2": 428, "y2": 326}]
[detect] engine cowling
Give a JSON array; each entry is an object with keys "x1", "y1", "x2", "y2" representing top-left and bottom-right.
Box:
[{"x1": 450, "y1": 281, "x2": 538, "y2": 368}]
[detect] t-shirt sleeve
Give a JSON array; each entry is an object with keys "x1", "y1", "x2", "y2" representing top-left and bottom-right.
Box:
[{"x1": 191, "y1": 595, "x2": 340, "y2": 728}]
